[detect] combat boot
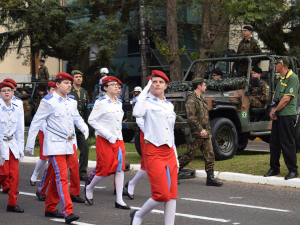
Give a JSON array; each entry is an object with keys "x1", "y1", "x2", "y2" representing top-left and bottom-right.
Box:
[{"x1": 206, "y1": 170, "x2": 223, "y2": 186}]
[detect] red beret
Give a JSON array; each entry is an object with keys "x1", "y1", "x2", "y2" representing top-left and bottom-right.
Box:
[
  {"x1": 3, "y1": 78, "x2": 17, "y2": 87},
  {"x1": 147, "y1": 70, "x2": 169, "y2": 83},
  {"x1": 0, "y1": 82, "x2": 15, "y2": 89},
  {"x1": 102, "y1": 76, "x2": 120, "y2": 84},
  {"x1": 55, "y1": 72, "x2": 74, "y2": 82},
  {"x1": 117, "y1": 79, "x2": 123, "y2": 87},
  {"x1": 48, "y1": 81, "x2": 56, "y2": 88}
]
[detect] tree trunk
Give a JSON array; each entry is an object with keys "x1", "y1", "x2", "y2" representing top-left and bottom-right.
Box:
[
  {"x1": 30, "y1": 36, "x2": 36, "y2": 79},
  {"x1": 193, "y1": 0, "x2": 227, "y2": 79},
  {"x1": 166, "y1": 0, "x2": 183, "y2": 81}
]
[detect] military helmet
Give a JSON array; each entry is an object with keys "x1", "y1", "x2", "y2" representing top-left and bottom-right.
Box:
[{"x1": 100, "y1": 67, "x2": 109, "y2": 74}]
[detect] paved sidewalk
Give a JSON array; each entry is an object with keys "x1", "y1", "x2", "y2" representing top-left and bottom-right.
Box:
[{"x1": 23, "y1": 156, "x2": 300, "y2": 189}]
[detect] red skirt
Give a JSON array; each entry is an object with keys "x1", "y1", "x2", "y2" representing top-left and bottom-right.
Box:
[
  {"x1": 144, "y1": 143, "x2": 177, "y2": 202},
  {"x1": 95, "y1": 135, "x2": 125, "y2": 177},
  {"x1": 39, "y1": 130, "x2": 48, "y2": 160},
  {"x1": 140, "y1": 131, "x2": 145, "y2": 170}
]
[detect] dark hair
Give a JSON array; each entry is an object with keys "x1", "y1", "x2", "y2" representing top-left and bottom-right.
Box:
[
  {"x1": 46, "y1": 85, "x2": 55, "y2": 91},
  {"x1": 192, "y1": 82, "x2": 203, "y2": 90},
  {"x1": 100, "y1": 83, "x2": 109, "y2": 92}
]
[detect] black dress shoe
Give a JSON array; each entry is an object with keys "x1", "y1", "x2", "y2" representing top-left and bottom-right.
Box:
[
  {"x1": 30, "y1": 172, "x2": 36, "y2": 186},
  {"x1": 285, "y1": 171, "x2": 299, "y2": 180},
  {"x1": 2, "y1": 188, "x2": 9, "y2": 194},
  {"x1": 45, "y1": 210, "x2": 64, "y2": 218},
  {"x1": 124, "y1": 181, "x2": 134, "y2": 200},
  {"x1": 65, "y1": 213, "x2": 79, "y2": 224},
  {"x1": 7, "y1": 205, "x2": 24, "y2": 213},
  {"x1": 115, "y1": 201, "x2": 131, "y2": 210},
  {"x1": 264, "y1": 169, "x2": 280, "y2": 177},
  {"x1": 36, "y1": 190, "x2": 46, "y2": 201},
  {"x1": 84, "y1": 183, "x2": 93, "y2": 205},
  {"x1": 71, "y1": 195, "x2": 85, "y2": 203},
  {"x1": 130, "y1": 210, "x2": 138, "y2": 225},
  {"x1": 113, "y1": 188, "x2": 129, "y2": 196}
]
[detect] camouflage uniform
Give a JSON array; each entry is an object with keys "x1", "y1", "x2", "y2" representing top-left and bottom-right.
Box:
[
  {"x1": 249, "y1": 79, "x2": 270, "y2": 108},
  {"x1": 38, "y1": 66, "x2": 49, "y2": 80},
  {"x1": 237, "y1": 37, "x2": 262, "y2": 77},
  {"x1": 179, "y1": 92, "x2": 215, "y2": 171},
  {"x1": 34, "y1": 94, "x2": 44, "y2": 113}
]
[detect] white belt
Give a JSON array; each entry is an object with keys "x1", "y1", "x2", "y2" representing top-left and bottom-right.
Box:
[{"x1": 46, "y1": 126, "x2": 75, "y2": 141}]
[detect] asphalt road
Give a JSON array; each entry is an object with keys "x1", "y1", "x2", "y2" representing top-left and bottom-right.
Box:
[{"x1": 1, "y1": 163, "x2": 299, "y2": 225}]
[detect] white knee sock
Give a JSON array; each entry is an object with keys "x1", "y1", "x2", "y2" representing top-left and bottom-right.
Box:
[
  {"x1": 115, "y1": 171, "x2": 126, "y2": 206},
  {"x1": 31, "y1": 159, "x2": 48, "y2": 181},
  {"x1": 134, "y1": 198, "x2": 162, "y2": 224},
  {"x1": 128, "y1": 169, "x2": 147, "y2": 195},
  {"x1": 164, "y1": 199, "x2": 176, "y2": 225},
  {"x1": 86, "y1": 175, "x2": 105, "y2": 199}
]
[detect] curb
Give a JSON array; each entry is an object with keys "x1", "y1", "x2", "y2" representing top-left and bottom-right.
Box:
[{"x1": 22, "y1": 157, "x2": 300, "y2": 188}]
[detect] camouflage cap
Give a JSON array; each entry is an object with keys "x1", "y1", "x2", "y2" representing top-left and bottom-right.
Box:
[
  {"x1": 71, "y1": 70, "x2": 83, "y2": 76},
  {"x1": 271, "y1": 57, "x2": 289, "y2": 66},
  {"x1": 192, "y1": 78, "x2": 204, "y2": 84}
]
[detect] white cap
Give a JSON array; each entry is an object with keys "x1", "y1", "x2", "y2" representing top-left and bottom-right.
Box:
[
  {"x1": 134, "y1": 86, "x2": 142, "y2": 92},
  {"x1": 100, "y1": 67, "x2": 109, "y2": 74}
]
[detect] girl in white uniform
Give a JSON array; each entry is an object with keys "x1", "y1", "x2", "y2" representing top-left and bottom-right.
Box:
[
  {"x1": 131, "y1": 70, "x2": 178, "y2": 225},
  {"x1": 85, "y1": 76, "x2": 130, "y2": 210}
]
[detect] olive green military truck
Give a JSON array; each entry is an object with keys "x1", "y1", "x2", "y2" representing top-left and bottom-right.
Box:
[{"x1": 125, "y1": 54, "x2": 300, "y2": 160}]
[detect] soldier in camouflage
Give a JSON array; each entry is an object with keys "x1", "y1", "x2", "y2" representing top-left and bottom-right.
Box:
[
  {"x1": 178, "y1": 78, "x2": 223, "y2": 186},
  {"x1": 249, "y1": 67, "x2": 270, "y2": 108},
  {"x1": 237, "y1": 26, "x2": 262, "y2": 77},
  {"x1": 38, "y1": 59, "x2": 49, "y2": 80}
]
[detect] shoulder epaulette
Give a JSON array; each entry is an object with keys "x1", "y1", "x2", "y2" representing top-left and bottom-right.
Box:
[
  {"x1": 12, "y1": 103, "x2": 18, "y2": 107},
  {"x1": 118, "y1": 97, "x2": 122, "y2": 102},
  {"x1": 166, "y1": 99, "x2": 171, "y2": 103},
  {"x1": 44, "y1": 93, "x2": 53, "y2": 100},
  {"x1": 67, "y1": 94, "x2": 76, "y2": 100},
  {"x1": 98, "y1": 96, "x2": 106, "y2": 101},
  {"x1": 15, "y1": 96, "x2": 21, "y2": 101}
]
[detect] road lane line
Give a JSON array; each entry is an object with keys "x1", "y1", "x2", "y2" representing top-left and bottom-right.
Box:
[
  {"x1": 181, "y1": 198, "x2": 291, "y2": 212},
  {"x1": 35, "y1": 180, "x2": 106, "y2": 189},
  {"x1": 51, "y1": 219, "x2": 95, "y2": 225},
  {"x1": 131, "y1": 206, "x2": 230, "y2": 222},
  {"x1": 6, "y1": 190, "x2": 231, "y2": 222}
]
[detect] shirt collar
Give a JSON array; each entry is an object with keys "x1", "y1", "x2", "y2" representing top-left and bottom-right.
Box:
[
  {"x1": 0, "y1": 98, "x2": 14, "y2": 111},
  {"x1": 105, "y1": 94, "x2": 119, "y2": 104},
  {"x1": 148, "y1": 93, "x2": 169, "y2": 104},
  {"x1": 53, "y1": 91, "x2": 70, "y2": 103}
]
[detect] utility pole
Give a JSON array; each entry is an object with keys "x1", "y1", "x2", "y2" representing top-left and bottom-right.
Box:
[{"x1": 139, "y1": 0, "x2": 148, "y2": 87}]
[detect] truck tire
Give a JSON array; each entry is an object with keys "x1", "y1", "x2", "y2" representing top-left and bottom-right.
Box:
[
  {"x1": 134, "y1": 129, "x2": 142, "y2": 156},
  {"x1": 211, "y1": 117, "x2": 238, "y2": 160},
  {"x1": 237, "y1": 134, "x2": 249, "y2": 152},
  {"x1": 122, "y1": 129, "x2": 135, "y2": 143}
]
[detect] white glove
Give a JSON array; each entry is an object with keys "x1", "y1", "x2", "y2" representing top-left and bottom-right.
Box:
[
  {"x1": 108, "y1": 135, "x2": 117, "y2": 144},
  {"x1": 25, "y1": 147, "x2": 34, "y2": 156},
  {"x1": 0, "y1": 156, "x2": 5, "y2": 166},
  {"x1": 19, "y1": 152, "x2": 24, "y2": 162},
  {"x1": 83, "y1": 130, "x2": 89, "y2": 140}
]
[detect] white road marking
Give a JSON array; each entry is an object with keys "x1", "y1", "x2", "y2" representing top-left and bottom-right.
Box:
[
  {"x1": 181, "y1": 198, "x2": 291, "y2": 212},
  {"x1": 130, "y1": 206, "x2": 230, "y2": 223},
  {"x1": 51, "y1": 219, "x2": 95, "y2": 225},
  {"x1": 229, "y1": 197, "x2": 243, "y2": 199},
  {"x1": 36, "y1": 180, "x2": 106, "y2": 189},
  {"x1": 19, "y1": 191, "x2": 36, "y2": 196}
]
